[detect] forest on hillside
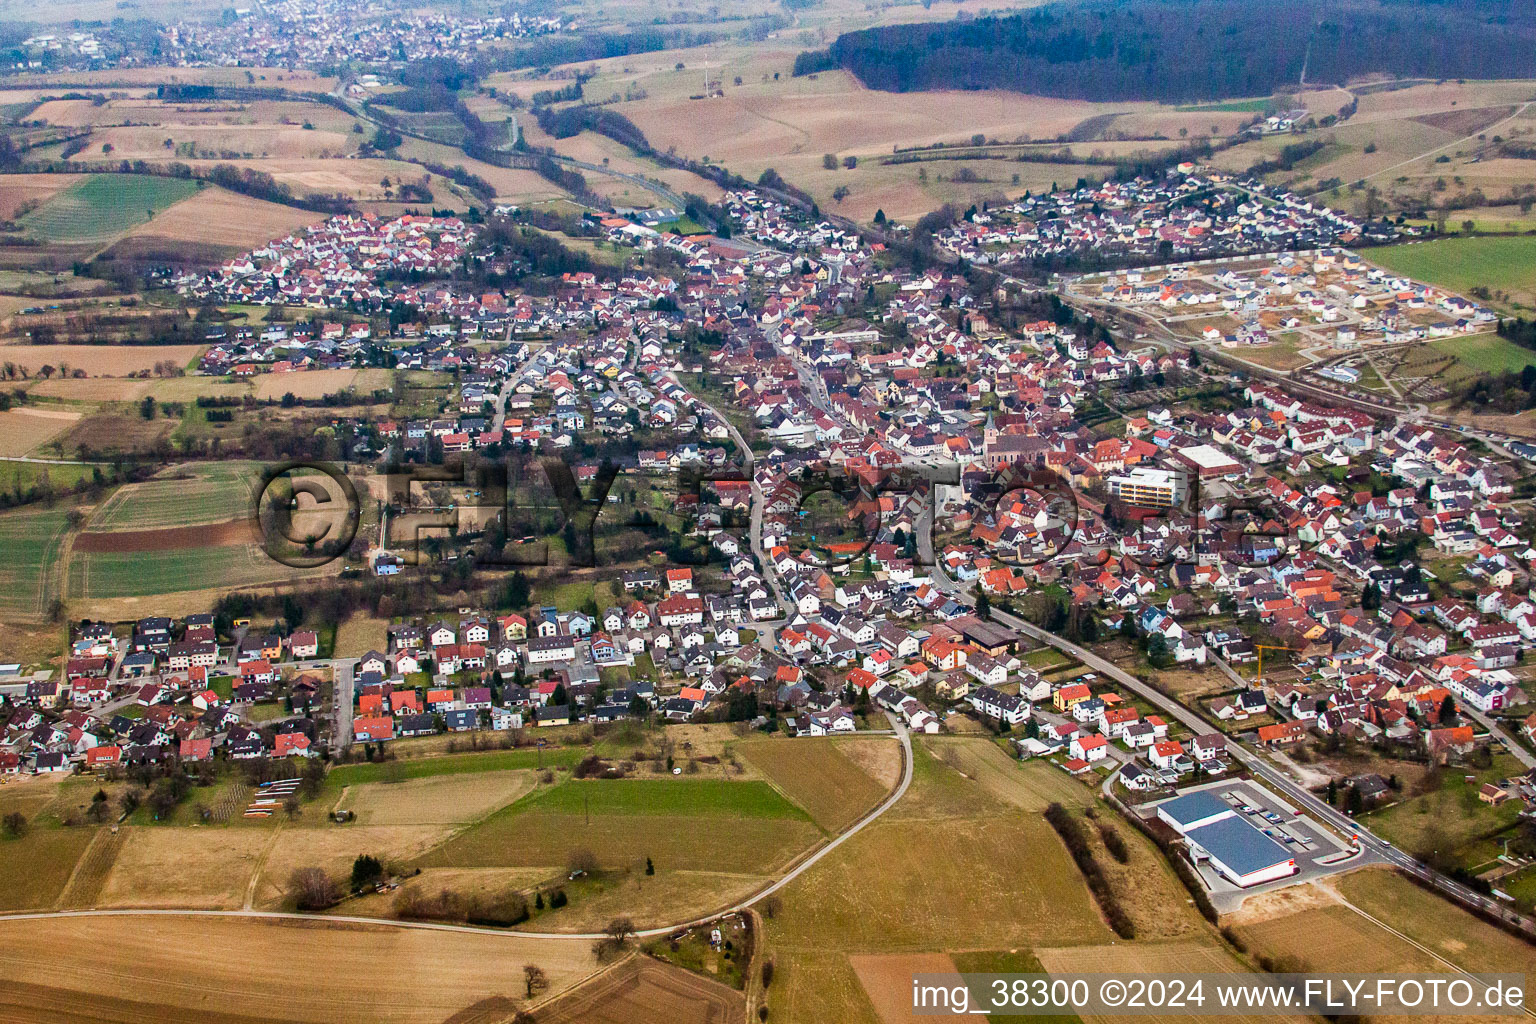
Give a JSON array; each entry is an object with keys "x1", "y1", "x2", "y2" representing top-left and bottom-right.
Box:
[{"x1": 793, "y1": 0, "x2": 1536, "y2": 102}]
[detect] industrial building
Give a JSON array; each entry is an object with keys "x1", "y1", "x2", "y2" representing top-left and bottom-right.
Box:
[
  {"x1": 1172, "y1": 443, "x2": 1244, "y2": 480},
  {"x1": 1156, "y1": 791, "x2": 1297, "y2": 888}
]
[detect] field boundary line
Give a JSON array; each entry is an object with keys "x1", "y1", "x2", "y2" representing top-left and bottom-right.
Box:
[
  {"x1": 53, "y1": 827, "x2": 108, "y2": 911},
  {"x1": 1327, "y1": 884, "x2": 1536, "y2": 1021}
]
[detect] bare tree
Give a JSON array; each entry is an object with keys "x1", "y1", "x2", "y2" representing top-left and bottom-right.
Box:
[
  {"x1": 761, "y1": 893, "x2": 783, "y2": 919},
  {"x1": 567, "y1": 847, "x2": 598, "y2": 875},
  {"x1": 591, "y1": 916, "x2": 637, "y2": 962},
  {"x1": 288, "y1": 867, "x2": 339, "y2": 910},
  {"x1": 523, "y1": 964, "x2": 548, "y2": 1000}
]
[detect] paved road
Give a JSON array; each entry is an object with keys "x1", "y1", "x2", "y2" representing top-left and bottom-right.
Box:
[
  {"x1": 544, "y1": 154, "x2": 700, "y2": 225},
  {"x1": 0, "y1": 715, "x2": 914, "y2": 941},
  {"x1": 490, "y1": 345, "x2": 545, "y2": 433},
  {"x1": 330, "y1": 658, "x2": 356, "y2": 754},
  {"x1": 1460, "y1": 703, "x2": 1536, "y2": 771},
  {"x1": 0, "y1": 455, "x2": 107, "y2": 466},
  {"x1": 675, "y1": 373, "x2": 794, "y2": 621}
]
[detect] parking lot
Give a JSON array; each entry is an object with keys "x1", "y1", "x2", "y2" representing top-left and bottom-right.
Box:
[{"x1": 1150, "y1": 777, "x2": 1367, "y2": 912}]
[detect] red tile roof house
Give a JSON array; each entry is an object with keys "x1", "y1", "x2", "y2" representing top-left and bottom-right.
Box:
[
  {"x1": 273, "y1": 733, "x2": 313, "y2": 758},
  {"x1": 352, "y1": 716, "x2": 395, "y2": 742},
  {"x1": 1070, "y1": 733, "x2": 1109, "y2": 762}
]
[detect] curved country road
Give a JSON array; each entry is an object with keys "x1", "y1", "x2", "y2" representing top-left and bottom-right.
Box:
[{"x1": 0, "y1": 716, "x2": 913, "y2": 942}]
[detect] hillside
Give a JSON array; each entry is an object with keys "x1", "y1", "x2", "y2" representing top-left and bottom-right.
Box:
[{"x1": 793, "y1": 0, "x2": 1536, "y2": 103}]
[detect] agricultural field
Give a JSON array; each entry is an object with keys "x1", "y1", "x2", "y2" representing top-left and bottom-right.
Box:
[
  {"x1": 0, "y1": 504, "x2": 71, "y2": 620},
  {"x1": 515, "y1": 777, "x2": 810, "y2": 819},
  {"x1": 334, "y1": 770, "x2": 537, "y2": 826},
  {"x1": 323, "y1": 745, "x2": 583, "y2": 788},
  {"x1": 251, "y1": 823, "x2": 460, "y2": 908},
  {"x1": 1359, "y1": 754, "x2": 1528, "y2": 863},
  {"x1": 0, "y1": 914, "x2": 594, "y2": 1024},
  {"x1": 755, "y1": 734, "x2": 1258, "y2": 1024},
  {"x1": 760, "y1": 741, "x2": 1112, "y2": 1019},
  {"x1": 15, "y1": 174, "x2": 203, "y2": 247},
  {"x1": 1034, "y1": 941, "x2": 1307, "y2": 1024},
  {"x1": 0, "y1": 826, "x2": 96, "y2": 912},
  {"x1": 0, "y1": 173, "x2": 82, "y2": 219},
  {"x1": 1234, "y1": 871, "x2": 1533, "y2": 1010},
  {"x1": 849, "y1": 952, "x2": 960, "y2": 1024},
  {"x1": 0, "y1": 406, "x2": 80, "y2": 457},
  {"x1": 1370, "y1": 236, "x2": 1536, "y2": 314},
  {"x1": 104, "y1": 185, "x2": 327, "y2": 265},
  {"x1": 1335, "y1": 869, "x2": 1536, "y2": 978},
  {"x1": 419, "y1": 776, "x2": 822, "y2": 876},
  {"x1": 536, "y1": 37, "x2": 1298, "y2": 222},
  {"x1": 251, "y1": 367, "x2": 393, "y2": 401},
  {"x1": 536, "y1": 956, "x2": 746, "y2": 1024},
  {"x1": 48, "y1": 410, "x2": 178, "y2": 459},
  {"x1": 737, "y1": 736, "x2": 895, "y2": 831},
  {"x1": 89, "y1": 461, "x2": 258, "y2": 530},
  {"x1": 66, "y1": 541, "x2": 322, "y2": 601},
  {"x1": 759, "y1": 742, "x2": 1111, "y2": 1024},
  {"x1": 1203, "y1": 79, "x2": 1536, "y2": 220},
  {"x1": 169, "y1": 155, "x2": 477, "y2": 208},
  {"x1": 1429, "y1": 334, "x2": 1536, "y2": 376},
  {"x1": 95, "y1": 826, "x2": 272, "y2": 909},
  {"x1": 0, "y1": 344, "x2": 203, "y2": 379}
]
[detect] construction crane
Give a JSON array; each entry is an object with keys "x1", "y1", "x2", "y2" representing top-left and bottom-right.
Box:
[{"x1": 1253, "y1": 644, "x2": 1298, "y2": 689}]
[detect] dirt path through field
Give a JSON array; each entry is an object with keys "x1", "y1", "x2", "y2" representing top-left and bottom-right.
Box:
[{"x1": 244, "y1": 827, "x2": 284, "y2": 910}]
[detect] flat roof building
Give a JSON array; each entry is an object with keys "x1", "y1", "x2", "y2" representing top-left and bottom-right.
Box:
[
  {"x1": 1108, "y1": 466, "x2": 1187, "y2": 508},
  {"x1": 1156, "y1": 790, "x2": 1296, "y2": 888},
  {"x1": 1156, "y1": 790, "x2": 1232, "y2": 832},
  {"x1": 1173, "y1": 443, "x2": 1244, "y2": 479}
]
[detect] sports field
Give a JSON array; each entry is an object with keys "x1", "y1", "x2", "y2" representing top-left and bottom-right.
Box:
[
  {"x1": 17, "y1": 174, "x2": 203, "y2": 246},
  {"x1": 0, "y1": 504, "x2": 71, "y2": 620},
  {"x1": 1369, "y1": 236, "x2": 1536, "y2": 312}
]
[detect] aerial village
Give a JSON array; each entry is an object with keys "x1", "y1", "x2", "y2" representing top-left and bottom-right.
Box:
[{"x1": 5, "y1": 169, "x2": 1536, "y2": 899}]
